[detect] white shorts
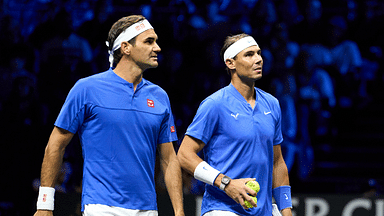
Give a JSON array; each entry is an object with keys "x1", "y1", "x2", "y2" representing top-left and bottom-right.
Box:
[
  {"x1": 204, "y1": 207, "x2": 280, "y2": 216},
  {"x1": 203, "y1": 210, "x2": 241, "y2": 216},
  {"x1": 83, "y1": 204, "x2": 158, "y2": 216}
]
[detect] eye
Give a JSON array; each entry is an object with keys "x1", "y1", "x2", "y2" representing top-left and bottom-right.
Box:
[
  {"x1": 145, "y1": 37, "x2": 158, "y2": 45},
  {"x1": 245, "y1": 51, "x2": 254, "y2": 57}
]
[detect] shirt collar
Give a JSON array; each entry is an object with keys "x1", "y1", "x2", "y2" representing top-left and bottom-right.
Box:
[
  {"x1": 227, "y1": 83, "x2": 257, "y2": 104},
  {"x1": 108, "y1": 67, "x2": 148, "y2": 90}
]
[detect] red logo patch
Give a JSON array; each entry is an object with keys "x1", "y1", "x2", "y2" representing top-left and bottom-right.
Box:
[
  {"x1": 135, "y1": 23, "x2": 145, "y2": 31},
  {"x1": 43, "y1": 194, "x2": 47, "y2": 202},
  {"x1": 170, "y1": 126, "x2": 175, "y2": 133},
  {"x1": 147, "y1": 99, "x2": 154, "y2": 108}
]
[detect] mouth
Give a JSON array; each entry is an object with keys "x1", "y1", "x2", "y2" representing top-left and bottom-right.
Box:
[{"x1": 254, "y1": 68, "x2": 262, "y2": 73}]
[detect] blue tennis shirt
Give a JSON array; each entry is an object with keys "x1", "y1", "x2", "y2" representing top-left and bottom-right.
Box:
[
  {"x1": 55, "y1": 68, "x2": 178, "y2": 211},
  {"x1": 186, "y1": 83, "x2": 283, "y2": 215}
]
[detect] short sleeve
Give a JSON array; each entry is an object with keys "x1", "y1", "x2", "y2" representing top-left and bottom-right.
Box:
[
  {"x1": 273, "y1": 100, "x2": 284, "y2": 145},
  {"x1": 185, "y1": 98, "x2": 219, "y2": 145},
  {"x1": 54, "y1": 80, "x2": 87, "y2": 134},
  {"x1": 158, "y1": 96, "x2": 178, "y2": 144}
]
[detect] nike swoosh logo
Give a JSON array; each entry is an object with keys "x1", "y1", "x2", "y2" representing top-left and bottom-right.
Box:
[
  {"x1": 264, "y1": 111, "x2": 271, "y2": 115},
  {"x1": 285, "y1": 194, "x2": 289, "y2": 200}
]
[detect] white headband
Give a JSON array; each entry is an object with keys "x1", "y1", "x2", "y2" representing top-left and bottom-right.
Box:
[
  {"x1": 106, "y1": 19, "x2": 154, "y2": 67},
  {"x1": 223, "y1": 36, "x2": 258, "y2": 62}
]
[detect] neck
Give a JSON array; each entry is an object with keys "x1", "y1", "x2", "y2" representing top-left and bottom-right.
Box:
[
  {"x1": 231, "y1": 73, "x2": 255, "y2": 98},
  {"x1": 113, "y1": 58, "x2": 144, "y2": 91},
  {"x1": 231, "y1": 76, "x2": 256, "y2": 106}
]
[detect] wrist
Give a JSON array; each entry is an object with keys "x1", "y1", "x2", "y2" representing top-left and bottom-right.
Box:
[
  {"x1": 281, "y1": 207, "x2": 292, "y2": 216},
  {"x1": 174, "y1": 209, "x2": 185, "y2": 216},
  {"x1": 272, "y1": 186, "x2": 292, "y2": 212},
  {"x1": 219, "y1": 175, "x2": 231, "y2": 191},
  {"x1": 37, "y1": 186, "x2": 55, "y2": 211},
  {"x1": 214, "y1": 174, "x2": 224, "y2": 187},
  {"x1": 175, "y1": 212, "x2": 185, "y2": 216},
  {"x1": 194, "y1": 161, "x2": 220, "y2": 186}
]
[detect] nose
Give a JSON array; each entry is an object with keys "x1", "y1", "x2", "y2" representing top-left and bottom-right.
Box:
[
  {"x1": 154, "y1": 42, "x2": 161, "y2": 53},
  {"x1": 255, "y1": 54, "x2": 263, "y2": 65}
]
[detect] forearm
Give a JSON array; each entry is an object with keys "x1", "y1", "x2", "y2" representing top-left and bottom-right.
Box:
[
  {"x1": 40, "y1": 142, "x2": 66, "y2": 187},
  {"x1": 273, "y1": 161, "x2": 292, "y2": 215},
  {"x1": 177, "y1": 135, "x2": 205, "y2": 176},
  {"x1": 35, "y1": 127, "x2": 72, "y2": 214},
  {"x1": 272, "y1": 145, "x2": 292, "y2": 215},
  {"x1": 39, "y1": 127, "x2": 73, "y2": 187},
  {"x1": 272, "y1": 158, "x2": 290, "y2": 188},
  {"x1": 162, "y1": 154, "x2": 184, "y2": 216}
]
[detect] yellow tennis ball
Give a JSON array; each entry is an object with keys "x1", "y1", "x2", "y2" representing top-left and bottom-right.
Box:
[
  {"x1": 246, "y1": 180, "x2": 260, "y2": 193},
  {"x1": 244, "y1": 180, "x2": 260, "y2": 208},
  {"x1": 244, "y1": 196, "x2": 257, "y2": 208}
]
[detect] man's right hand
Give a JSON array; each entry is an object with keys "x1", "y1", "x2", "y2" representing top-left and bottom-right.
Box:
[
  {"x1": 34, "y1": 210, "x2": 53, "y2": 216},
  {"x1": 215, "y1": 175, "x2": 258, "y2": 209}
]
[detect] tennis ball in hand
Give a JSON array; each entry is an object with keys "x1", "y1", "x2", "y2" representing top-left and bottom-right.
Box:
[
  {"x1": 244, "y1": 181, "x2": 260, "y2": 208},
  {"x1": 246, "y1": 180, "x2": 260, "y2": 193},
  {"x1": 244, "y1": 196, "x2": 258, "y2": 208}
]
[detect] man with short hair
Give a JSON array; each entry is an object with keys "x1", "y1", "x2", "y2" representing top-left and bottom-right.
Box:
[
  {"x1": 34, "y1": 15, "x2": 184, "y2": 216},
  {"x1": 177, "y1": 33, "x2": 292, "y2": 216}
]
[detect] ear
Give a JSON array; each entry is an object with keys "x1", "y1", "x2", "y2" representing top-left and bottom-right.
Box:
[
  {"x1": 121, "y1": 41, "x2": 132, "y2": 55},
  {"x1": 225, "y1": 58, "x2": 236, "y2": 70}
]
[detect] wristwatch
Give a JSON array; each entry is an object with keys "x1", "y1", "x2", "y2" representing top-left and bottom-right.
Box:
[{"x1": 220, "y1": 175, "x2": 231, "y2": 191}]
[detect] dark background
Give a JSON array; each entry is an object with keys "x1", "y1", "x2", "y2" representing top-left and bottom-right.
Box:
[{"x1": 0, "y1": 0, "x2": 383, "y2": 215}]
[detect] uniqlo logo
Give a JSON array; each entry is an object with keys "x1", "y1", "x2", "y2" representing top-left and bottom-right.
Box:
[
  {"x1": 147, "y1": 99, "x2": 154, "y2": 108},
  {"x1": 170, "y1": 126, "x2": 175, "y2": 133},
  {"x1": 43, "y1": 194, "x2": 47, "y2": 202},
  {"x1": 135, "y1": 23, "x2": 145, "y2": 31}
]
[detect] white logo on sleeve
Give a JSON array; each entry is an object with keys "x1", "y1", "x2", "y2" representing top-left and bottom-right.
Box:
[
  {"x1": 264, "y1": 111, "x2": 271, "y2": 115},
  {"x1": 231, "y1": 113, "x2": 239, "y2": 119}
]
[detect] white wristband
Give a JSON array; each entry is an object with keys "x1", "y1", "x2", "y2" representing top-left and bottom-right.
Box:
[
  {"x1": 37, "y1": 186, "x2": 55, "y2": 210},
  {"x1": 194, "y1": 161, "x2": 220, "y2": 185}
]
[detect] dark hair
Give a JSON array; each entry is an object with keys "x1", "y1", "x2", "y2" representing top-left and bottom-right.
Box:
[
  {"x1": 107, "y1": 15, "x2": 146, "y2": 67},
  {"x1": 220, "y1": 33, "x2": 250, "y2": 74}
]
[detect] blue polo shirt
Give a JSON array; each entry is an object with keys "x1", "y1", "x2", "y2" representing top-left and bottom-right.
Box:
[
  {"x1": 55, "y1": 68, "x2": 177, "y2": 211},
  {"x1": 186, "y1": 83, "x2": 283, "y2": 216}
]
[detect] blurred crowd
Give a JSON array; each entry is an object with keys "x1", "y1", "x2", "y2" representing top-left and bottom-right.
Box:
[{"x1": 1, "y1": 0, "x2": 384, "y2": 214}]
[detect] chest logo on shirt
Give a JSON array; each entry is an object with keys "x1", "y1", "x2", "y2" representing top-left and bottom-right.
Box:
[
  {"x1": 231, "y1": 113, "x2": 239, "y2": 119},
  {"x1": 170, "y1": 126, "x2": 175, "y2": 133},
  {"x1": 264, "y1": 111, "x2": 271, "y2": 115},
  {"x1": 147, "y1": 99, "x2": 155, "y2": 108}
]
